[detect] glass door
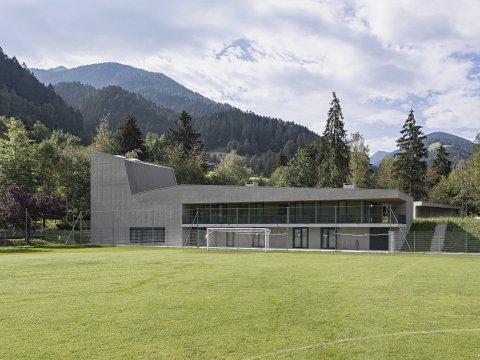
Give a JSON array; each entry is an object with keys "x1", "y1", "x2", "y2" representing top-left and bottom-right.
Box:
[
  {"x1": 293, "y1": 228, "x2": 308, "y2": 248},
  {"x1": 321, "y1": 228, "x2": 336, "y2": 249}
]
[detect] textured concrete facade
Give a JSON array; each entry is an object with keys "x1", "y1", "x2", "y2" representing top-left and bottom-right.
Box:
[
  {"x1": 413, "y1": 201, "x2": 462, "y2": 219},
  {"x1": 91, "y1": 152, "x2": 413, "y2": 250}
]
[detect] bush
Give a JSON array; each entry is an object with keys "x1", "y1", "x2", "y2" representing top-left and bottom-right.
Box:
[
  {"x1": 56, "y1": 223, "x2": 71, "y2": 230},
  {"x1": 8, "y1": 239, "x2": 25, "y2": 247},
  {"x1": 30, "y1": 239, "x2": 49, "y2": 247}
]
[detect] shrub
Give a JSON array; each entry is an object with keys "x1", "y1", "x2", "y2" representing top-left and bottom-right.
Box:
[
  {"x1": 8, "y1": 239, "x2": 25, "y2": 247},
  {"x1": 30, "y1": 239, "x2": 49, "y2": 247}
]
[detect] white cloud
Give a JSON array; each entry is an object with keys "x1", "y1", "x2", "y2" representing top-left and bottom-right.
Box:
[
  {"x1": 1, "y1": 0, "x2": 480, "y2": 151},
  {"x1": 364, "y1": 110, "x2": 407, "y2": 126},
  {"x1": 365, "y1": 136, "x2": 398, "y2": 155}
]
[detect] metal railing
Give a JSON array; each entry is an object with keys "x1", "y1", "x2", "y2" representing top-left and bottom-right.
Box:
[{"x1": 183, "y1": 205, "x2": 407, "y2": 226}]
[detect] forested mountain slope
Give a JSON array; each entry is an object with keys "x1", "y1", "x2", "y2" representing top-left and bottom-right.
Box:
[
  {"x1": 33, "y1": 62, "x2": 231, "y2": 118},
  {"x1": 0, "y1": 48, "x2": 84, "y2": 136}
]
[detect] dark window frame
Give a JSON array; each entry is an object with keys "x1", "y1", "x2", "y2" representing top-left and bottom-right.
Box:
[{"x1": 293, "y1": 227, "x2": 308, "y2": 248}]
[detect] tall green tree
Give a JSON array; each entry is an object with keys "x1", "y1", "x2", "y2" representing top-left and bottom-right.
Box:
[
  {"x1": 210, "y1": 152, "x2": 252, "y2": 185},
  {"x1": 283, "y1": 144, "x2": 319, "y2": 187},
  {"x1": 0, "y1": 117, "x2": 35, "y2": 192},
  {"x1": 53, "y1": 132, "x2": 90, "y2": 217},
  {"x1": 164, "y1": 110, "x2": 207, "y2": 174},
  {"x1": 432, "y1": 145, "x2": 451, "y2": 179},
  {"x1": 394, "y1": 110, "x2": 428, "y2": 199},
  {"x1": 115, "y1": 113, "x2": 147, "y2": 160},
  {"x1": 30, "y1": 121, "x2": 52, "y2": 143},
  {"x1": 166, "y1": 111, "x2": 204, "y2": 155},
  {"x1": 163, "y1": 143, "x2": 206, "y2": 185},
  {"x1": 91, "y1": 115, "x2": 118, "y2": 154},
  {"x1": 348, "y1": 132, "x2": 372, "y2": 188},
  {"x1": 317, "y1": 92, "x2": 350, "y2": 187},
  {"x1": 373, "y1": 158, "x2": 398, "y2": 189},
  {"x1": 275, "y1": 151, "x2": 288, "y2": 168},
  {"x1": 33, "y1": 139, "x2": 60, "y2": 193},
  {"x1": 145, "y1": 132, "x2": 167, "y2": 164}
]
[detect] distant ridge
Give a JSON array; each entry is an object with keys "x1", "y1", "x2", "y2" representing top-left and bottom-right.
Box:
[
  {"x1": 38, "y1": 63, "x2": 320, "y2": 175},
  {"x1": 32, "y1": 62, "x2": 232, "y2": 118},
  {"x1": 371, "y1": 132, "x2": 474, "y2": 167}
]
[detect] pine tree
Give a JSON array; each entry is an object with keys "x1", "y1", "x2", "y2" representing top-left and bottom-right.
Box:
[
  {"x1": 432, "y1": 145, "x2": 451, "y2": 180},
  {"x1": 317, "y1": 92, "x2": 350, "y2": 187},
  {"x1": 276, "y1": 151, "x2": 288, "y2": 168},
  {"x1": 115, "y1": 113, "x2": 147, "y2": 160},
  {"x1": 394, "y1": 109, "x2": 428, "y2": 199},
  {"x1": 166, "y1": 110, "x2": 204, "y2": 155},
  {"x1": 164, "y1": 110, "x2": 207, "y2": 172}
]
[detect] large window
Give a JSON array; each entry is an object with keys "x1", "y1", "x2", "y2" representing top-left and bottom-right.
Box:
[
  {"x1": 130, "y1": 227, "x2": 165, "y2": 244},
  {"x1": 293, "y1": 228, "x2": 308, "y2": 248}
]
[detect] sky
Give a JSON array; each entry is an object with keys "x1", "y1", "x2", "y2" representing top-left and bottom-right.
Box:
[{"x1": 2, "y1": 0, "x2": 480, "y2": 153}]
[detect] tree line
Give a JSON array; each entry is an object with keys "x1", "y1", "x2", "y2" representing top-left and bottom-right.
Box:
[{"x1": 1, "y1": 93, "x2": 479, "y2": 234}]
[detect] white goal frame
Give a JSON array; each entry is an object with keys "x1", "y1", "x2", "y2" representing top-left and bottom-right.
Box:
[{"x1": 206, "y1": 227, "x2": 271, "y2": 252}]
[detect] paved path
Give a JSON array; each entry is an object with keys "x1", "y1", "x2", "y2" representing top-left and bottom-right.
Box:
[{"x1": 430, "y1": 224, "x2": 447, "y2": 252}]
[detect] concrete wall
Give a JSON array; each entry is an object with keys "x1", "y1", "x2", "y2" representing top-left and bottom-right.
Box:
[{"x1": 91, "y1": 152, "x2": 413, "y2": 249}]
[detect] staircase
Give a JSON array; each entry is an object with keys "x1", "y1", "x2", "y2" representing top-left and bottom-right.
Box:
[{"x1": 430, "y1": 224, "x2": 447, "y2": 252}]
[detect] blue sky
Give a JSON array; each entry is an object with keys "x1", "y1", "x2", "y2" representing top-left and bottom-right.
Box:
[{"x1": 2, "y1": 0, "x2": 480, "y2": 153}]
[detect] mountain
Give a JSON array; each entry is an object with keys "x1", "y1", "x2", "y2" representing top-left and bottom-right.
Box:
[
  {"x1": 32, "y1": 62, "x2": 232, "y2": 118},
  {"x1": 195, "y1": 109, "x2": 318, "y2": 155},
  {"x1": 52, "y1": 80, "x2": 319, "y2": 162},
  {"x1": 54, "y1": 81, "x2": 96, "y2": 108},
  {"x1": 0, "y1": 48, "x2": 84, "y2": 136},
  {"x1": 33, "y1": 62, "x2": 320, "y2": 175},
  {"x1": 59, "y1": 84, "x2": 177, "y2": 136},
  {"x1": 370, "y1": 151, "x2": 389, "y2": 167},
  {"x1": 371, "y1": 132, "x2": 474, "y2": 167}
]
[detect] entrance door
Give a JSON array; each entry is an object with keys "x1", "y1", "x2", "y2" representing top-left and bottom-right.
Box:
[
  {"x1": 321, "y1": 228, "x2": 336, "y2": 249},
  {"x1": 293, "y1": 228, "x2": 308, "y2": 248}
]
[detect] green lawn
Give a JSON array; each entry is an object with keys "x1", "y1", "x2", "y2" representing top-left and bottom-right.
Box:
[{"x1": 1, "y1": 247, "x2": 480, "y2": 359}]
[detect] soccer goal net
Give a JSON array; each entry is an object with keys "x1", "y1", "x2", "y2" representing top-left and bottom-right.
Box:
[{"x1": 206, "y1": 228, "x2": 271, "y2": 251}]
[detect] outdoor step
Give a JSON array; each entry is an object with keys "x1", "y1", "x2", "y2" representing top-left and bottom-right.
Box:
[{"x1": 430, "y1": 224, "x2": 447, "y2": 252}]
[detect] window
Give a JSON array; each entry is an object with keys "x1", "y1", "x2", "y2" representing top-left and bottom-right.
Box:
[
  {"x1": 130, "y1": 227, "x2": 165, "y2": 244},
  {"x1": 293, "y1": 228, "x2": 308, "y2": 248},
  {"x1": 321, "y1": 228, "x2": 336, "y2": 249}
]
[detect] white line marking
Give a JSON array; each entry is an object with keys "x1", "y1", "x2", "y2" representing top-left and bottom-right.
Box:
[
  {"x1": 384, "y1": 259, "x2": 424, "y2": 281},
  {"x1": 244, "y1": 328, "x2": 480, "y2": 359}
]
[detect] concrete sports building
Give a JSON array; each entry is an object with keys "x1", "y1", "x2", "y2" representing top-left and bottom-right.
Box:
[{"x1": 91, "y1": 152, "x2": 413, "y2": 251}]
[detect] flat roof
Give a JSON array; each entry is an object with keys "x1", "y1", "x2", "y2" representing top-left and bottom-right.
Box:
[{"x1": 414, "y1": 201, "x2": 461, "y2": 210}]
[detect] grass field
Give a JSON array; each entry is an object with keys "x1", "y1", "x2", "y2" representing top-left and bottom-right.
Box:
[{"x1": 1, "y1": 247, "x2": 480, "y2": 359}]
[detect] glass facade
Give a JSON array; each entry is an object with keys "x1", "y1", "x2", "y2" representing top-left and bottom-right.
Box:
[{"x1": 183, "y1": 201, "x2": 406, "y2": 225}]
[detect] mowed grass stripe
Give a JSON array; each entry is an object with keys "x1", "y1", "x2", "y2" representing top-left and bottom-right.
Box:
[{"x1": 1, "y1": 248, "x2": 479, "y2": 359}]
